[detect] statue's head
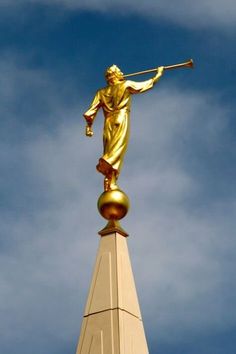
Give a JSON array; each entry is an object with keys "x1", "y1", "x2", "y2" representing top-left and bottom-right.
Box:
[{"x1": 105, "y1": 65, "x2": 124, "y2": 84}]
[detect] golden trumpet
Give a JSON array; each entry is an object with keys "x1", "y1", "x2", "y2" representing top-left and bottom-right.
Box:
[{"x1": 123, "y1": 59, "x2": 194, "y2": 78}]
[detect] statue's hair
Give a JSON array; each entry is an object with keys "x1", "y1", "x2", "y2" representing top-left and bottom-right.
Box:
[{"x1": 105, "y1": 64, "x2": 124, "y2": 82}]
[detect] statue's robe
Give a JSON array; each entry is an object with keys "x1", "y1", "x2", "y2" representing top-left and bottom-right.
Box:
[{"x1": 84, "y1": 78, "x2": 157, "y2": 178}]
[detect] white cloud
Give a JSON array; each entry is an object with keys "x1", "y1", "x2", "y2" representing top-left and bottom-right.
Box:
[
  {"x1": 0, "y1": 56, "x2": 235, "y2": 352},
  {"x1": 1, "y1": 0, "x2": 236, "y2": 30},
  {"x1": 122, "y1": 86, "x2": 236, "y2": 340}
]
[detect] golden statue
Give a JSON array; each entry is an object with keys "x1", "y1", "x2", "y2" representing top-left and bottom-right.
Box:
[
  {"x1": 84, "y1": 60, "x2": 193, "y2": 225},
  {"x1": 84, "y1": 64, "x2": 164, "y2": 191},
  {"x1": 84, "y1": 59, "x2": 193, "y2": 193}
]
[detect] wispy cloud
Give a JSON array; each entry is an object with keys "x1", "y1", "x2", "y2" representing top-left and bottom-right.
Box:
[
  {"x1": 0, "y1": 54, "x2": 236, "y2": 354},
  {"x1": 2, "y1": 0, "x2": 236, "y2": 30},
  {"x1": 0, "y1": 51, "x2": 235, "y2": 353},
  {"x1": 0, "y1": 56, "x2": 97, "y2": 353},
  {"x1": 124, "y1": 86, "x2": 236, "y2": 342}
]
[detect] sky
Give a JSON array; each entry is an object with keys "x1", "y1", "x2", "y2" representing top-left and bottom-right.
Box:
[{"x1": 0, "y1": 1, "x2": 236, "y2": 354}]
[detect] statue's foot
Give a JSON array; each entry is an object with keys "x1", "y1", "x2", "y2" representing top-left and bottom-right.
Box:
[{"x1": 97, "y1": 158, "x2": 113, "y2": 176}]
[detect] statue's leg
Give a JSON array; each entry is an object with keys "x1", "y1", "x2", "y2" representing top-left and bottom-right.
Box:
[
  {"x1": 103, "y1": 172, "x2": 119, "y2": 191},
  {"x1": 110, "y1": 171, "x2": 119, "y2": 190},
  {"x1": 104, "y1": 177, "x2": 110, "y2": 192}
]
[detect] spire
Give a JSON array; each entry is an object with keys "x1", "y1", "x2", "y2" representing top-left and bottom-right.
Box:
[{"x1": 75, "y1": 229, "x2": 149, "y2": 354}]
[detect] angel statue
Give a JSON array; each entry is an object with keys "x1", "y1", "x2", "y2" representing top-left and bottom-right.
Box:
[{"x1": 83, "y1": 64, "x2": 164, "y2": 191}]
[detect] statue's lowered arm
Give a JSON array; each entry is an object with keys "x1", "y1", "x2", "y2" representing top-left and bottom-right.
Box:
[
  {"x1": 84, "y1": 91, "x2": 101, "y2": 137},
  {"x1": 127, "y1": 66, "x2": 164, "y2": 94}
]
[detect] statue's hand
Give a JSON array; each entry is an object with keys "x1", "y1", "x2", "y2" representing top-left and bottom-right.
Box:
[
  {"x1": 157, "y1": 66, "x2": 164, "y2": 75},
  {"x1": 85, "y1": 125, "x2": 94, "y2": 137}
]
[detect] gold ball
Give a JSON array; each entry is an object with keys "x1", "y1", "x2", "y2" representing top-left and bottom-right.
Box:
[{"x1": 97, "y1": 189, "x2": 130, "y2": 220}]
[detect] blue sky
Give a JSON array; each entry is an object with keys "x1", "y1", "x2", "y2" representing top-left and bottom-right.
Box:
[{"x1": 0, "y1": 1, "x2": 236, "y2": 354}]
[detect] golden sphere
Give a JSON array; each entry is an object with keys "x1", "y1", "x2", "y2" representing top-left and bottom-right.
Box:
[{"x1": 97, "y1": 189, "x2": 130, "y2": 220}]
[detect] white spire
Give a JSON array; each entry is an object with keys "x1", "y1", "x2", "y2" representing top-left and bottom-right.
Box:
[{"x1": 76, "y1": 230, "x2": 149, "y2": 354}]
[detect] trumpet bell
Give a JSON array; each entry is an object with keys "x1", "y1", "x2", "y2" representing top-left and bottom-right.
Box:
[{"x1": 186, "y1": 59, "x2": 194, "y2": 68}]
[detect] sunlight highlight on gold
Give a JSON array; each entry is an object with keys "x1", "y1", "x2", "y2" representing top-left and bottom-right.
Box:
[{"x1": 98, "y1": 189, "x2": 130, "y2": 221}]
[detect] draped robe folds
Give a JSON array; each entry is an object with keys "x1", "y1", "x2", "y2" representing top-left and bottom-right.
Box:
[{"x1": 84, "y1": 78, "x2": 157, "y2": 178}]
